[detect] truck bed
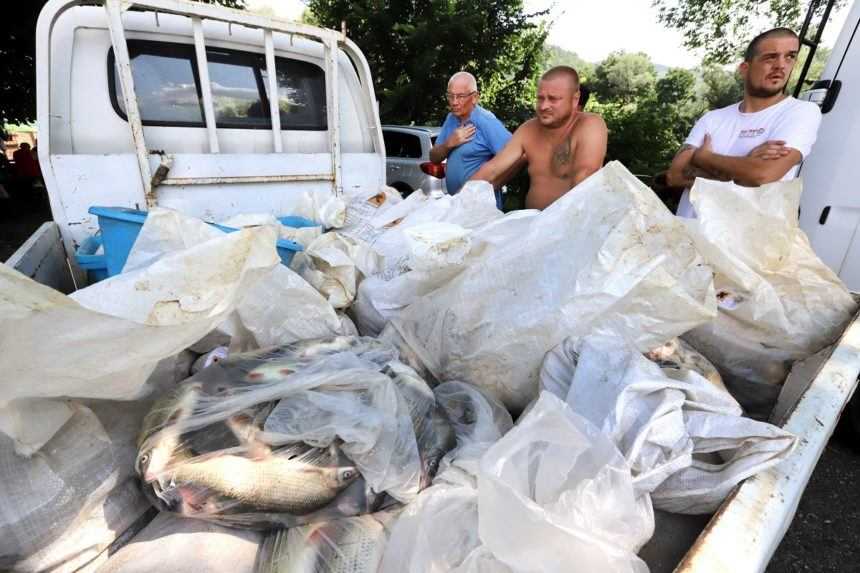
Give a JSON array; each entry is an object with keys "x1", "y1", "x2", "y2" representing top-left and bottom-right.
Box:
[{"x1": 7, "y1": 229, "x2": 860, "y2": 572}]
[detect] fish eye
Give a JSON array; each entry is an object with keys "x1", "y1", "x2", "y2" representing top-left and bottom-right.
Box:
[{"x1": 342, "y1": 469, "x2": 354, "y2": 480}]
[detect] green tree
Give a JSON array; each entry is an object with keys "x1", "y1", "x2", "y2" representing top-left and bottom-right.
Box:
[
  {"x1": 655, "y1": 68, "x2": 696, "y2": 105},
  {"x1": 652, "y1": 0, "x2": 846, "y2": 64},
  {"x1": 544, "y1": 45, "x2": 595, "y2": 82},
  {"x1": 699, "y1": 63, "x2": 744, "y2": 109},
  {"x1": 0, "y1": 0, "x2": 245, "y2": 132},
  {"x1": 592, "y1": 51, "x2": 657, "y2": 104},
  {"x1": 308, "y1": 0, "x2": 548, "y2": 129}
]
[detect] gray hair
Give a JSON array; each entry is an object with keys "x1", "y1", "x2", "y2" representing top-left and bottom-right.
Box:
[{"x1": 448, "y1": 71, "x2": 478, "y2": 92}]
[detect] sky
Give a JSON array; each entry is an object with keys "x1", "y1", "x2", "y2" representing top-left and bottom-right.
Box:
[{"x1": 245, "y1": 0, "x2": 852, "y2": 68}]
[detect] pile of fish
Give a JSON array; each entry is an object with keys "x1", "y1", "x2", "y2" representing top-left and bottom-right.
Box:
[{"x1": 135, "y1": 336, "x2": 455, "y2": 529}]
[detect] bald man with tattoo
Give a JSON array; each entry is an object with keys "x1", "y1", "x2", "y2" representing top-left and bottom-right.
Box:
[{"x1": 470, "y1": 66, "x2": 608, "y2": 210}]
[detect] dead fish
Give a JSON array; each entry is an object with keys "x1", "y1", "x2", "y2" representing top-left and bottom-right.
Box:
[
  {"x1": 384, "y1": 361, "x2": 455, "y2": 488},
  {"x1": 646, "y1": 338, "x2": 727, "y2": 391},
  {"x1": 258, "y1": 514, "x2": 389, "y2": 573},
  {"x1": 136, "y1": 382, "x2": 202, "y2": 482},
  {"x1": 168, "y1": 453, "x2": 359, "y2": 515}
]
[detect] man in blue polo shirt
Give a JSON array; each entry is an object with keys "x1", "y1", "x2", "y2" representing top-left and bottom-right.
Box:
[{"x1": 429, "y1": 71, "x2": 512, "y2": 209}]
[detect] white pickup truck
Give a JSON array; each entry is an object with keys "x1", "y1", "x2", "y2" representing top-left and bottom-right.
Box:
[{"x1": 6, "y1": 1, "x2": 860, "y2": 572}]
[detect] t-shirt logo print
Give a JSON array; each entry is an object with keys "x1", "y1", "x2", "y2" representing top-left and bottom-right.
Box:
[{"x1": 739, "y1": 127, "x2": 766, "y2": 138}]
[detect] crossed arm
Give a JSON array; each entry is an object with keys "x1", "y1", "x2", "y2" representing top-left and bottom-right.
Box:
[{"x1": 666, "y1": 135, "x2": 802, "y2": 188}]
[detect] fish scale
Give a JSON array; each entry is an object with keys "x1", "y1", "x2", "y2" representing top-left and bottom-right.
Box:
[{"x1": 172, "y1": 454, "x2": 357, "y2": 514}]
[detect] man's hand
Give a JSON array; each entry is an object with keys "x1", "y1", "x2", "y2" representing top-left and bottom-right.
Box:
[
  {"x1": 747, "y1": 140, "x2": 791, "y2": 160},
  {"x1": 447, "y1": 124, "x2": 476, "y2": 148},
  {"x1": 429, "y1": 124, "x2": 477, "y2": 163}
]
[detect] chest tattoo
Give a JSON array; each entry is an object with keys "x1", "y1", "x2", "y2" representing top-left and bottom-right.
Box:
[{"x1": 551, "y1": 138, "x2": 572, "y2": 176}]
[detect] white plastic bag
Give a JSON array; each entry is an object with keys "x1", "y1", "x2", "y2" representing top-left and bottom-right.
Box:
[
  {"x1": 352, "y1": 181, "x2": 503, "y2": 336},
  {"x1": 0, "y1": 401, "x2": 152, "y2": 573},
  {"x1": 124, "y1": 208, "x2": 350, "y2": 352},
  {"x1": 293, "y1": 232, "x2": 381, "y2": 309},
  {"x1": 682, "y1": 178, "x2": 857, "y2": 417},
  {"x1": 95, "y1": 512, "x2": 262, "y2": 573},
  {"x1": 477, "y1": 392, "x2": 653, "y2": 573},
  {"x1": 391, "y1": 161, "x2": 717, "y2": 410},
  {"x1": 0, "y1": 218, "x2": 279, "y2": 454},
  {"x1": 541, "y1": 334, "x2": 797, "y2": 514}
]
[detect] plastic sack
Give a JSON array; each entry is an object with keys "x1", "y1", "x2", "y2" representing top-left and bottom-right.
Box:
[
  {"x1": 257, "y1": 511, "x2": 398, "y2": 573},
  {"x1": 478, "y1": 392, "x2": 653, "y2": 573},
  {"x1": 382, "y1": 392, "x2": 650, "y2": 573},
  {"x1": 292, "y1": 232, "x2": 382, "y2": 309},
  {"x1": 681, "y1": 178, "x2": 857, "y2": 417},
  {"x1": 136, "y1": 336, "x2": 455, "y2": 529},
  {"x1": 124, "y1": 208, "x2": 351, "y2": 352},
  {"x1": 390, "y1": 161, "x2": 717, "y2": 410},
  {"x1": 0, "y1": 219, "x2": 279, "y2": 454},
  {"x1": 541, "y1": 334, "x2": 797, "y2": 514},
  {"x1": 352, "y1": 181, "x2": 503, "y2": 336},
  {"x1": 95, "y1": 512, "x2": 262, "y2": 573},
  {"x1": 0, "y1": 401, "x2": 152, "y2": 573}
]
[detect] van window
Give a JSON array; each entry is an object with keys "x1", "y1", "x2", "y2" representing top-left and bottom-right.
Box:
[{"x1": 109, "y1": 40, "x2": 327, "y2": 130}]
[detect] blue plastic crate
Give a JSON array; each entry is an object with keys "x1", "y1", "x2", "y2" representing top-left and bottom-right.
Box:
[
  {"x1": 74, "y1": 235, "x2": 109, "y2": 283},
  {"x1": 87, "y1": 206, "x2": 314, "y2": 278}
]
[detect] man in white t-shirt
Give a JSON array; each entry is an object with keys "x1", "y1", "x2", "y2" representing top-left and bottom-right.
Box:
[{"x1": 667, "y1": 27, "x2": 822, "y2": 217}]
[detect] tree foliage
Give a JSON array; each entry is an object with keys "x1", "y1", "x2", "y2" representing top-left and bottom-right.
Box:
[
  {"x1": 308, "y1": 0, "x2": 548, "y2": 129},
  {"x1": 0, "y1": 0, "x2": 245, "y2": 134},
  {"x1": 593, "y1": 52, "x2": 657, "y2": 104},
  {"x1": 588, "y1": 54, "x2": 703, "y2": 178},
  {"x1": 652, "y1": 0, "x2": 846, "y2": 64},
  {"x1": 544, "y1": 45, "x2": 595, "y2": 82},
  {"x1": 699, "y1": 64, "x2": 744, "y2": 109}
]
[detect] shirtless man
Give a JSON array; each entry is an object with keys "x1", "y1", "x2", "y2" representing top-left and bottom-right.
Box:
[{"x1": 470, "y1": 66, "x2": 607, "y2": 210}]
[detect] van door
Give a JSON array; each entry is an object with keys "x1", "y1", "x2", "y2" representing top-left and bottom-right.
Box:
[{"x1": 798, "y1": 2, "x2": 860, "y2": 290}]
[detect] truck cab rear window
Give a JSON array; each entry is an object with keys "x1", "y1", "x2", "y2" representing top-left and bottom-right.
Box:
[{"x1": 109, "y1": 40, "x2": 327, "y2": 130}]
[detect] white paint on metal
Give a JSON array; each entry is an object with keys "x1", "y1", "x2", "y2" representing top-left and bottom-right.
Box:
[
  {"x1": 193, "y1": 16, "x2": 220, "y2": 154},
  {"x1": 264, "y1": 30, "x2": 283, "y2": 152},
  {"x1": 160, "y1": 174, "x2": 334, "y2": 185},
  {"x1": 105, "y1": 0, "x2": 154, "y2": 207},
  {"x1": 324, "y1": 35, "x2": 342, "y2": 195},
  {"x1": 676, "y1": 310, "x2": 860, "y2": 573}
]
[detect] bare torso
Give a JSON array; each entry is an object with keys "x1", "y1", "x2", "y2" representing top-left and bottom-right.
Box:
[{"x1": 521, "y1": 112, "x2": 603, "y2": 210}]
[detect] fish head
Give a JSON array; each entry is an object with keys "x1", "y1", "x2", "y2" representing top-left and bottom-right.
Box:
[
  {"x1": 137, "y1": 432, "x2": 180, "y2": 483},
  {"x1": 332, "y1": 466, "x2": 361, "y2": 489}
]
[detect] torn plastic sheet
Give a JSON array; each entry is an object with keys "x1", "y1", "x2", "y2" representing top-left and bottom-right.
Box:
[
  {"x1": 390, "y1": 161, "x2": 717, "y2": 410},
  {"x1": 541, "y1": 334, "x2": 797, "y2": 514},
  {"x1": 0, "y1": 221, "x2": 279, "y2": 455},
  {"x1": 681, "y1": 177, "x2": 857, "y2": 417}
]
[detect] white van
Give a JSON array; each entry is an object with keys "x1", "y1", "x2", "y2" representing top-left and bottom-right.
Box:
[{"x1": 799, "y1": 0, "x2": 860, "y2": 290}]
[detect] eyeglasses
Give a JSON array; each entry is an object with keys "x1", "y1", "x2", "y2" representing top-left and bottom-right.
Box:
[{"x1": 446, "y1": 91, "x2": 476, "y2": 102}]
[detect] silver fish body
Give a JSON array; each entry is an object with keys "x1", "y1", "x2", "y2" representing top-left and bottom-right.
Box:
[{"x1": 170, "y1": 453, "x2": 359, "y2": 515}]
